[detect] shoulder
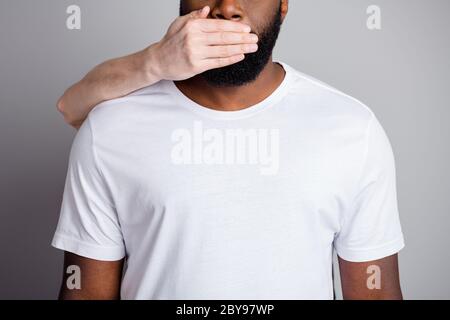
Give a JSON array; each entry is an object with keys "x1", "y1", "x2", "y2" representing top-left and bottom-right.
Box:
[
  {"x1": 282, "y1": 63, "x2": 396, "y2": 163},
  {"x1": 281, "y1": 62, "x2": 375, "y2": 129},
  {"x1": 85, "y1": 80, "x2": 172, "y2": 133},
  {"x1": 89, "y1": 80, "x2": 169, "y2": 120}
]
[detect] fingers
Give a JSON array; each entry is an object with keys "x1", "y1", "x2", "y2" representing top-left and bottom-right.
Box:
[
  {"x1": 183, "y1": 6, "x2": 250, "y2": 34},
  {"x1": 204, "y1": 43, "x2": 258, "y2": 59},
  {"x1": 202, "y1": 32, "x2": 258, "y2": 45},
  {"x1": 200, "y1": 55, "x2": 246, "y2": 71},
  {"x1": 197, "y1": 18, "x2": 251, "y2": 33},
  {"x1": 172, "y1": 6, "x2": 258, "y2": 74}
]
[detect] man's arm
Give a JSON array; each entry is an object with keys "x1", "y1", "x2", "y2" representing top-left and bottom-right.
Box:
[
  {"x1": 57, "y1": 5, "x2": 258, "y2": 129},
  {"x1": 58, "y1": 252, "x2": 124, "y2": 300},
  {"x1": 338, "y1": 254, "x2": 403, "y2": 300}
]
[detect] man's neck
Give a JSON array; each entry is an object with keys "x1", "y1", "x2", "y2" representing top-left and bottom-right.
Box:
[{"x1": 174, "y1": 59, "x2": 286, "y2": 112}]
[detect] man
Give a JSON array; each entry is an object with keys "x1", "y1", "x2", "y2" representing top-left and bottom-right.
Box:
[{"x1": 52, "y1": 0, "x2": 405, "y2": 300}]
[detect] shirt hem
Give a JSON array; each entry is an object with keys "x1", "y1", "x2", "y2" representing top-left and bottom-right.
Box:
[
  {"x1": 334, "y1": 234, "x2": 405, "y2": 262},
  {"x1": 51, "y1": 232, "x2": 126, "y2": 261}
]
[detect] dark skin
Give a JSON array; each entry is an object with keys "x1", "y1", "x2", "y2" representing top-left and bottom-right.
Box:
[
  {"x1": 339, "y1": 254, "x2": 402, "y2": 299},
  {"x1": 58, "y1": 253, "x2": 123, "y2": 300},
  {"x1": 58, "y1": 0, "x2": 403, "y2": 300}
]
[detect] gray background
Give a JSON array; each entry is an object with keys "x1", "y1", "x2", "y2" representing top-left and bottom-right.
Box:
[{"x1": 0, "y1": 0, "x2": 449, "y2": 299}]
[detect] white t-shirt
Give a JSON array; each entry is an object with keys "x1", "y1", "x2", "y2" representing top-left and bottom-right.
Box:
[{"x1": 52, "y1": 61, "x2": 404, "y2": 299}]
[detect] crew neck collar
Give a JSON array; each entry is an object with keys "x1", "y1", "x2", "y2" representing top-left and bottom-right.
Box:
[{"x1": 165, "y1": 61, "x2": 294, "y2": 120}]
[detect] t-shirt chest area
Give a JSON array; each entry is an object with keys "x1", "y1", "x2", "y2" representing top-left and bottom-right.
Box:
[{"x1": 102, "y1": 124, "x2": 354, "y2": 220}]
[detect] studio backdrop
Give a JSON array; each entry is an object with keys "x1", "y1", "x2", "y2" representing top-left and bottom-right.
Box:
[{"x1": 0, "y1": 0, "x2": 449, "y2": 299}]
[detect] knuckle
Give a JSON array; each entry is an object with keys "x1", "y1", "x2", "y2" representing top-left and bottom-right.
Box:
[
  {"x1": 185, "y1": 19, "x2": 197, "y2": 30},
  {"x1": 184, "y1": 31, "x2": 200, "y2": 46},
  {"x1": 186, "y1": 56, "x2": 195, "y2": 68},
  {"x1": 184, "y1": 19, "x2": 193, "y2": 28},
  {"x1": 192, "y1": 64, "x2": 202, "y2": 73},
  {"x1": 185, "y1": 44, "x2": 195, "y2": 57},
  {"x1": 185, "y1": 49, "x2": 197, "y2": 66},
  {"x1": 183, "y1": 33, "x2": 195, "y2": 48}
]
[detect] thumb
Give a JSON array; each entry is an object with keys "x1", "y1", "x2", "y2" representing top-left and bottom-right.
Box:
[
  {"x1": 186, "y1": 6, "x2": 210, "y2": 20},
  {"x1": 168, "y1": 6, "x2": 210, "y2": 35}
]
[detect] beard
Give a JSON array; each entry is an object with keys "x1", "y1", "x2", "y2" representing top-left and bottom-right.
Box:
[{"x1": 180, "y1": 4, "x2": 283, "y2": 87}]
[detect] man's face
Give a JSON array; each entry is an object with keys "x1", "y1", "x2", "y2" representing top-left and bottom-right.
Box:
[{"x1": 180, "y1": 0, "x2": 286, "y2": 87}]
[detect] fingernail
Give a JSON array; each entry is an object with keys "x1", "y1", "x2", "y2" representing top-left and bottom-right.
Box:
[{"x1": 249, "y1": 44, "x2": 258, "y2": 51}]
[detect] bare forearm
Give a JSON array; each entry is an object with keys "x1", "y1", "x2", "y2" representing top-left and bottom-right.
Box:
[{"x1": 57, "y1": 44, "x2": 161, "y2": 128}]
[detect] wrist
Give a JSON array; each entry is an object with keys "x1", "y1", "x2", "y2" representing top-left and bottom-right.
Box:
[{"x1": 141, "y1": 42, "x2": 163, "y2": 84}]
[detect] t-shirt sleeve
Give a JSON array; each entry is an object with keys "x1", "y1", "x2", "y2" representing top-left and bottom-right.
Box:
[
  {"x1": 334, "y1": 114, "x2": 405, "y2": 262},
  {"x1": 51, "y1": 116, "x2": 125, "y2": 261}
]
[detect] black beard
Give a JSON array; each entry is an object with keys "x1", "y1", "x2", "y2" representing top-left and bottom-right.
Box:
[{"x1": 180, "y1": 5, "x2": 283, "y2": 87}]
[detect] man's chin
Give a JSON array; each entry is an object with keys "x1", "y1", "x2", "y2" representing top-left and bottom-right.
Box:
[
  {"x1": 201, "y1": 72, "x2": 259, "y2": 88},
  {"x1": 200, "y1": 56, "x2": 270, "y2": 88}
]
